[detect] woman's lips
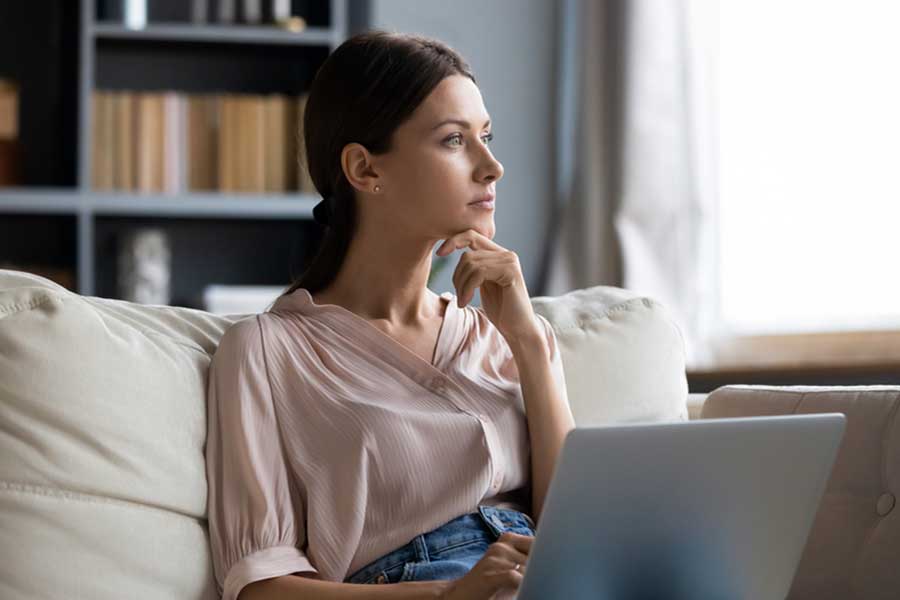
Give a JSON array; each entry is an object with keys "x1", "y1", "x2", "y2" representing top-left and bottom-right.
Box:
[{"x1": 469, "y1": 199, "x2": 495, "y2": 210}]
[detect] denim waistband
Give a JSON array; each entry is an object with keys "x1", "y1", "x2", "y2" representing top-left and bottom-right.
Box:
[{"x1": 346, "y1": 505, "x2": 535, "y2": 584}]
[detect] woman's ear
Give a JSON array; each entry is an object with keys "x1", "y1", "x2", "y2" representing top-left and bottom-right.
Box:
[{"x1": 341, "y1": 142, "x2": 382, "y2": 195}]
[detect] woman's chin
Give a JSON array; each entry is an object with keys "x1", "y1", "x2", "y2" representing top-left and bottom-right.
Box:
[{"x1": 474, "y1": 220, "x2": 496, "y2": 239}]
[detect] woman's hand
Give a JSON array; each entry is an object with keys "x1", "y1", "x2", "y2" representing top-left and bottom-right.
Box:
[
  {"x1": 436, "y1": 229, "x2": 542, "y2": 345},
  {"x1": 437, "y1": 532, "x2": 533, "y2": 600}
]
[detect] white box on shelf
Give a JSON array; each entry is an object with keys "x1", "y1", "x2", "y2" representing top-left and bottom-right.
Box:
[{"x1": 202, "y1": 284, "x2": 286, "y2": 315}]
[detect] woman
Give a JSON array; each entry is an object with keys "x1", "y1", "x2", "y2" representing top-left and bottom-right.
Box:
[{"x1": 205, "y1": 29, "x2": 574, "y2": 600}]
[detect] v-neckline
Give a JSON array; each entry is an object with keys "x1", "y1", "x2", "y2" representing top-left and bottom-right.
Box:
[{"x1": 285, "y1": 288, "x2": 458, "y2": 379}]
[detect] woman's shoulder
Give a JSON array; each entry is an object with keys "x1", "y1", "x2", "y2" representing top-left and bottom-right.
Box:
[
  {"x1": 211, "y1": 316, "x2": 266, "y2": 368},
  {"x1": 219, "y1": 314, "x2": 263, "y2": 345}
]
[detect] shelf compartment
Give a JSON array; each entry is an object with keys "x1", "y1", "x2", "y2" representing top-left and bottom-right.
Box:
[
  {"x1": 93, "y1": 216, "x2": 323, "y2": 308},
  {"x1": 95, "y1": 38, "x2": 329, "y2": 94},
  {"x1": 0, "y1": 213, "x2": 78, "y2": 291}
]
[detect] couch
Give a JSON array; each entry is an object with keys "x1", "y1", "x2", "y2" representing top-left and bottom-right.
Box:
[{"x1": 0, "y1": 268, "x2": 896, "y2": 599}]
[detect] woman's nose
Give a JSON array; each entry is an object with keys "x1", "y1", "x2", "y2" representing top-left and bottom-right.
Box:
[{"x1": 479, "y1": 152, "x2": 504, "y2": 184}]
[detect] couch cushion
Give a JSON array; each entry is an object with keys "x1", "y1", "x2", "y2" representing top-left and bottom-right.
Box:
[
  {"x1": 531, "y1": 285, "x2": 688, "y2": 425},
  {"x1": 0, "y1": 269, "x2": 242, "y2": 600},
  {"x1": 701, "y1": 385, "x2": 900, "y2": 600},
  {"x1": 0, "y1": 269, "x2": 687, "y2": 599}
]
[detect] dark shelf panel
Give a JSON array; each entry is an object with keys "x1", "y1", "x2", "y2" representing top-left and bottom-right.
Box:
[
  {"x1": 0, "y1": 2, "x2": 80, "y2": 187},
  {"x1": 94, "y1": 37, "x2": 328, "y2": 94},
  {"x1": 0, "y1": 213, "x2": 77, "y2": 269}
]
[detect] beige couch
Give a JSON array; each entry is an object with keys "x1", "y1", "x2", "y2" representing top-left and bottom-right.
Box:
[{"x1": 0, "y1": 268, "x2": 896, "y2": 599}]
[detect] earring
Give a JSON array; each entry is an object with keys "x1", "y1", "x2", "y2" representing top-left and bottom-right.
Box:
[{"x1": 374, "y1": 185, "x2": 381, "y2": 192}]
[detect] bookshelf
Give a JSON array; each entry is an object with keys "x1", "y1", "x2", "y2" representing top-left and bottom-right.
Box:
[{"x1": 0, "y1": 0, "x2": 369, "y2": 308}]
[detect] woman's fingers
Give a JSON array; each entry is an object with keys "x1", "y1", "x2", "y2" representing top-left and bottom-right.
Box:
[
  {"x1": 436, "y1": 229, "x2": 504, "y2": 256},
  {"x1": 490, "y1": 532, "x2": 533, "y2": 564},
  {"x1": 452, "y1": 253, "x2": 516, "y2": 307},
  {"x1": 485, "y1": 567, "x2": 525, "y2": 590}
]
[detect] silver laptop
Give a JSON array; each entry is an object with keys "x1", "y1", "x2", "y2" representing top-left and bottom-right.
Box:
[{"x1": 515, "y1": 413, "x2": 846, "y2": 600}]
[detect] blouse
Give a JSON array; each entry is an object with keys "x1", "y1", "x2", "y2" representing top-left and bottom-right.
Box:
[{"x1": 205, "y1": 287, "x2": 567, "y2": 600}]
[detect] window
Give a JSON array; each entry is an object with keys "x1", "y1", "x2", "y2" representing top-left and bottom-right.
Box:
[{"x1": 718, "y1": 0, "x2": 900, "y2": 337}]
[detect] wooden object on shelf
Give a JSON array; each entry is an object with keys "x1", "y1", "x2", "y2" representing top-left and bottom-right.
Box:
[
  {"x1": 0, "y1": 79, "x2": 21, "y2": 185},
  {"x1": 0, "y1": 79, "x2": 17, "y2": 139}
]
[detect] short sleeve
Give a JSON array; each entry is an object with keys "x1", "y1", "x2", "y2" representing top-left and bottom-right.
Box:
[
  {"x1": 205, "y1": 316, "x2": 317, "y2": 600},
  {"x1": 535, "y1": 313, "x2": 570, "y2": 406}
]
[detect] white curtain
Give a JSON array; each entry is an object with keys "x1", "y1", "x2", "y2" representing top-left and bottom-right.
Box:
[{"x1": 540, "y1": 0, "x2": 719, "y2": 367}]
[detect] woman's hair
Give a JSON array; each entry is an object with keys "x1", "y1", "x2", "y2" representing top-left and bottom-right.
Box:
[{"x1": 279, "y1": 29, "x2": 477, "y2": 298}]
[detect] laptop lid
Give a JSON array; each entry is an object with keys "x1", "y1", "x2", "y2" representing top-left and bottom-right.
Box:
[{"x1": 516, "y1": 414, "x2": 846, "y2": 600}]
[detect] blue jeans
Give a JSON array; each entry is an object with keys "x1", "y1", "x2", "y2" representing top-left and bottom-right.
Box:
[{"x1": 344, "y1": 505, "x2": 536, "y2": 584}]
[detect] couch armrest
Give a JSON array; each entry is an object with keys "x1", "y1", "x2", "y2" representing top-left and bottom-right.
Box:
[
  {"x1": 699, "y1": 385, "x2": 900, "y2": 600},
  {"x1": 687, "y1": 393, "x2": 708, "y2": 420}
]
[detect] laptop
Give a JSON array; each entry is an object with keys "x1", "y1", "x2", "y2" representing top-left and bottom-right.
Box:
[{"x1": 514, "y1": 413, "x2": 846, "y2": 600}]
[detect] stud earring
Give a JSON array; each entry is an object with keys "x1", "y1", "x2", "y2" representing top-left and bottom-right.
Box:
[{"x1": 374, "y1": 185, "x2": 381, "y2": 192}]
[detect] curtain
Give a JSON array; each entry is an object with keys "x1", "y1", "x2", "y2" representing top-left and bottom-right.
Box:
[{"x1": 539, "y1": 0, "x2": 719, "y2": 368}]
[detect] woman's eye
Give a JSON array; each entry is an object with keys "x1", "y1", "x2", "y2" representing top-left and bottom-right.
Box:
[{"x1": 446, "y1": 133, "x2": 494, "y2": 147}]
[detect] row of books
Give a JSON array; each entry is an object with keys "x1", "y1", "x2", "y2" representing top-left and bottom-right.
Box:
[{"x1": 91, "y1": 90, "x2": 316, "y2": 194}]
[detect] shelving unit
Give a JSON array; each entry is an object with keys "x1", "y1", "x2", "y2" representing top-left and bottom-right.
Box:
[{"x1": 0, "y1": 0, "x2": 367, "y2": 307}]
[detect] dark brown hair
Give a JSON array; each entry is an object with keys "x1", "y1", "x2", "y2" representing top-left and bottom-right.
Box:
[{"x1": 280, "y1": 29, "x2": 476, "y2": 299}]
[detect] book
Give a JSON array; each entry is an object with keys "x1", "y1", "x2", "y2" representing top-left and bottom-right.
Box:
[
  {"x1": 188, "y1": 95, "x2": 218, "y2": 190},
  {"x1": 113, "y1": 92, "x2": 134, "y2": 190},
  {"x1": 92, "y1": 91, "x2": 116, "y2": 190},
  {"x1": 162, "y1": 92, "x2": 188, "y2": 194},
  {"x1": 218, "y1": 94, "x2": 237, "y2": 191},
  {"x1": 237, "y1": 94, "x2": 265, "y2": 192},
  {"x1": 265, "y1": 94, "x2": 298, "y2": 192},
  {"x1": 136, "y1": 93, "x2": 165, "y2": 193},
  {"x1": 0, "y1": 80, "x2": 20, "y2": 184}
]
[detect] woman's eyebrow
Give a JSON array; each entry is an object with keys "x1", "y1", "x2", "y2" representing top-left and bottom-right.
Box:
[{"x1": 431, "y1": 118, "x2": 492, "y2": 131}]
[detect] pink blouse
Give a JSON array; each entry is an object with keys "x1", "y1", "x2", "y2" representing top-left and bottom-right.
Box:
[{"x1": 205, "y1": 287, "x2": 567, "y2": 600}]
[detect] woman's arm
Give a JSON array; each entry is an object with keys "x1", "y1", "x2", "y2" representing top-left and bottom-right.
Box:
[
  {"x1": 435, "y1": 229, "x2": 576, "y2": 524},
  {"x1": 507, "y1": 328, "x2": 576, "y2": 524},
  {"x1": 241, "y1": 574, "x2": 449, "y2": 600}
]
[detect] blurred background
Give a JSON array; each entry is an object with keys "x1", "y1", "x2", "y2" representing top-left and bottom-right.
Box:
[{"x1": 1, "y1": 0, "x2": 897, "y2": 391}]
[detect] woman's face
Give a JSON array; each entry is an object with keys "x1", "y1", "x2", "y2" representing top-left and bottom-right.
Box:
[{"x1": 363, "y1": 74, "x2": 504, "y2": 241}]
